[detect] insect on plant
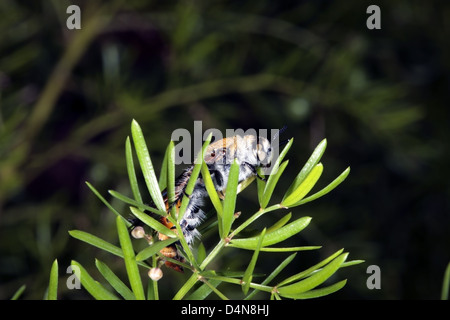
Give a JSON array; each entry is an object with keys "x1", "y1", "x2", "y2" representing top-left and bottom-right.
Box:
[
  {"x1": 61, "y1": 119, "x2": 364, "y2": 300},
  {"x1": 130, "y1": 129, "x2": 275, "y2": 273}
]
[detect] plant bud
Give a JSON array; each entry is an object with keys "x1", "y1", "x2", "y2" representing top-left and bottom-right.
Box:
[
  {"x1": 131, "y1": 226, "x2": 145, "y2": 239},
  {"x1": 148, "y1": 267, "x2": 163, "y2": 281}
]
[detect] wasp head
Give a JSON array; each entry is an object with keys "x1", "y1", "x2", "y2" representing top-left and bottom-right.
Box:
[{"x1": 255, "y1": 136, "x2": 273, "y2": 168}]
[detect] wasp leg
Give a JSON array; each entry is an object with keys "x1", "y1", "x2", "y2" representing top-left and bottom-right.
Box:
[
  {"x1": 165, "y1": 189, "x2": 191, "y2": 213},
  {"x1": 183, "y1": 189, "x2": 192, "y2": 199},
  {"x1": 167, "y1": 201, "x2": 177, "y2": 211},
  {"x1": 256, "y1": 174, "x2": 267, "y2": 182},
  {"x1": 243, "y1": 162, "x2": 267, "y2": 181}
]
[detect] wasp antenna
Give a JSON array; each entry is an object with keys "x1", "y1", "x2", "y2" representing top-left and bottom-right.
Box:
[
  {"x1": 279, "y1": 125, "x2": 288, "y2": 134},
  {"x1": 272, "y1": 125, "x2": 288, "y2": 143}
]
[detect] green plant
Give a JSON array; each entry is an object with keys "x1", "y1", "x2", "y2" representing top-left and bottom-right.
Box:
[
  {"x1": 442, "y1": 262, "x2": 450, "y2": 300},
  {"x1": 61, "y1": 119, "x2": 362, "y2": 300}
]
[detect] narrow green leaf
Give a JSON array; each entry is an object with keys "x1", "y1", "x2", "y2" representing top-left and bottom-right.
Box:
[
  {"x1": 69, "y1": 230, "x2": 122, "y2": 257},
  {"x1": 235, "y1": 213, "x2": 313, "y2": 250},
  {"x1": 442, "y1": 262, "x2": 450, "y2": 300},
  {"x1": 256, "y1": 167, "x2": 266, "y2": 205},
  {"x1": 265, "y1": 137, "x2": 293, "y2": 180},
  {"x1": 201, "y1": 161, "x2": 224, "y2": 229},
  {"x1": 10, "y1": 285, "x2": 26, "y2": 300},
  {"x1": 263, "y1": 251, "x2": 291, "y2": 280},
  {"x1": 201, "y1": 162, "x2": 223, "y2": 212},
  {"x1": 108, "y1": 190, "x2": 166, "y2": 217},
  {"x1": 288, "y1": 279, "x2": 347, "y2": 299},
  {"x1": 136, "y1": 238, "x2": 178, "y2": 261},
  {"x1": 230, "y1": 216, "x2": 311, "y2": 249},
  {"x1": 85, "y1": 182, "x2": 130, "y2": 226},
  {"x1": 166, "y1": 141, "x2": 177, "y2": 216},
  {"x1": 197, "y1": 242, "x2": 206, "y2": 265},
  {"x1": 259, "y1": 246, "x2": 321, "y2": 252},
  {"x1": 131, "y1": 119, "x2": 165, "y2": 212},
  {"x1": 96, "y1": 259, "x2": 136, "y2": 300},
  {"x1": 200, "y1": 270, "x2": 264, "y2": 278},
  {"x1": 116, "y1": 216, "x2": 146, "y2": 300},
  {"x1": 282, "y1": 163, "x2": 323, "y2": 207},
  {"x1": 242, "y1": 228, "x2": 266, "y2": 295},
  {"x1": 178, "y1": 133, "x2": 213, "y2": 222},
  {"x1": 71, "y1": 260, "x2": 119, "y2": 300},
  {"x1": 255, "y1": 136, "x2": 293, "y2": 209},
  {"x1": 277, "y1": 249, "x2": 344, "y2": 287},
  {"x1": 70, "y1": 230, "x2": 147, "y2": 271},
  {"x1": 174, "y1": 232, "x2": 200, "y2": 272},
  {"x1": 266, "y1": 212, "x2": 292, "y2": 233},
  {"x1": 158, "y1": 141, "x2": 169, "y2": 191},
  {"x1": 187, "y1": 279, "x2": 222, "y2": 300},
  {"x1": 158, "y1": 141, "x2": 195, "y2": 265},
  {"x1": 277, "y1": 252, "x2": 348, "y2": 298},
  {"x1": 203, "y1": 274, "x2": 273, "y2": 293},
  {"x1": 283, "y1": 138, "x2": 327, "y2": 200},
  {"x1": 222, "y1": 159, "x2": 240, "y2": 238},
  {"x1": 341, "y1": 260, "x2": 365, "y2": 268},
  {"x1": 245, "y1": 253, "x2": 297, "y2": 300},
  {"x1": 47, "y1": 259, "x2": 58, "y2": 300},
  {"x1": 261, "y1": 160, "x2": 289, "y2": 208},
  {"x1": 197, "y1": 217, "x2": 219, "y2": 237},
  {"x1": 294, "y1": 167, "x2": 350, "y2": 206},
  {"x1": 206, "y1": 280, "x2": 229, "y2": 300},
  {"x1": 129, "y1": 206, "x2": 176, "y2": 238},
  {"x1": 69, "y1": 232, "x2": 152, "y2": 278},
  {"x1": 125, "y1": 136, "x2": 143, "y2": 205}
]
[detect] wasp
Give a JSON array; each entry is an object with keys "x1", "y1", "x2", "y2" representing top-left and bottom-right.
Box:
[{"x1": 131, "y1": 132, "x2": 277, "y2": 272}]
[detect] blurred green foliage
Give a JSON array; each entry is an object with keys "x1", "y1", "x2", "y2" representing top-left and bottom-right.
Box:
[{"x1": 0, "y1": 0, "x2": 449, "y2": 299}]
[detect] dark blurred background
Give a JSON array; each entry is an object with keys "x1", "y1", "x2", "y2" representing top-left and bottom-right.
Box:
[{"x1": 0, "y1": 0, "x2": 449, "y2": 300}]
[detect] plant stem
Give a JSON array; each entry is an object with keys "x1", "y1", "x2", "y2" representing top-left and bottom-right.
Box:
[
  {"x1": 200, "y1": 239, "x2": 226, "y2": 269},
  {"x1": 230, "y1": 204, "x2": 282, "y2": 238},
  {"x1": 172, "y1": 240, "x2": 226, "y2": 300},
  {"x1": 173, "y1": 273, "x2": 199, "y2": 300},
  {"x1": 204, "y1": 275, "x2": 274, "y2": 293},
  {"x1": 152, "y1": 256, "x2": 159, "y2": 300},
  {"x1": 201, "y1": 279, "x2": 229, "y2": 300}
]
